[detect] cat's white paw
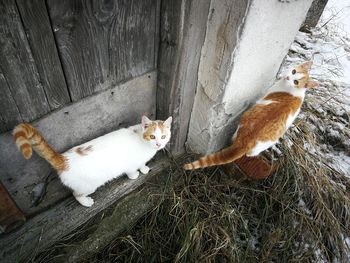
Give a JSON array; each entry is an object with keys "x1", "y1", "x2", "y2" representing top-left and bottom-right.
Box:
[
  {"x1": 127, "y1": 171, "x2": 139, "y2": 180},
  {"x1": 140, "y1": 165, "x2": 150, "y2": 174},
  {"x1": 76, "y1": 196, "x2": 94, "y2": 207}
]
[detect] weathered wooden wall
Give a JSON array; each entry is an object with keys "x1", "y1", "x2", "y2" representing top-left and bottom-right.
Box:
[
  {"x1": 47, "y1": 0, "x2": 157, "y2": 101},
  {"x1": 0, "y1": 0, "x2": 159, "y2": 216},
  {"x1": 0, "y1": 0, "x2": 51, "y2": 132},
  {"x1": 0, "y1": 0, "x2": 158, "y2": 132}
]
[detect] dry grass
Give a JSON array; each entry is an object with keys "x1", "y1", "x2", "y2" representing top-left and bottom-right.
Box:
[
  {"x1": 31, "y1": 87, "x2": 350, "y2": 263},
  {"x1": 91, "y1": 91, "x2": 350, "y2": 262}
]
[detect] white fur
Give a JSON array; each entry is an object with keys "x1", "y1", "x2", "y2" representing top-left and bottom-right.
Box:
[
  {"x1": 59, "y1": 117, "x2": 172, "y2": 207},
  {"x1": 267, "y1": 78, "x2": 306, "y2": 99},
  {"x1": 248, "y1": 140, "x2": 278, "y2": 156},
  {"x1": 256, "y1": 99, "x2": 275, "y2": 105}
]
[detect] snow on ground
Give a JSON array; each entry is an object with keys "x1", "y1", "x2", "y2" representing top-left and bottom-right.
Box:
[{"x1": 280, "y1": 0, "x2": 350, "y2": 178}]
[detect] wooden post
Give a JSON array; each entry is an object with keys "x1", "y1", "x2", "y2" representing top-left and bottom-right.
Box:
[{"x1": 0, "y1": 181, "x2": 25, "y2": 234}]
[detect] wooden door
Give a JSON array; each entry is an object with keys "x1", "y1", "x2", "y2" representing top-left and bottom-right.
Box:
[{"x1": 0, "y1": 0, "x2": 159, "y2": 216}]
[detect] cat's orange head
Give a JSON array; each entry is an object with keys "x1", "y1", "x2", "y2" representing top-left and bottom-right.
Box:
[
  {"x1": 141, "y1": 116, "x2": 172, "y2": 150},
  {"x1": 284, "y1": 61, "x2": 318, "y2": 89}
]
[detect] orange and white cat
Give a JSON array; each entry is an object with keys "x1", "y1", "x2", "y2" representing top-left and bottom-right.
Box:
[
  {"x1": 184, "y1": 61, "x2": 318, "y2": 170},
  {"x1": 13, "y1": 116, "x2": 172, "y2": 207}
]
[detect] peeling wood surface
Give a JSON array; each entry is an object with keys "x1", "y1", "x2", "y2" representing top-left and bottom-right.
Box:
[
  {"x1": 0, "y1": 72, "x2": 156, "y2": 216},
  {"x1": 157, "y1": 0, "x2": 211, "y2": 154},
  {"x1": 0, "y1": 155, "x2": 170, "y2": 263},
  {"x1": 47, "y1": 0, "x2": 158, "y2": 101}
]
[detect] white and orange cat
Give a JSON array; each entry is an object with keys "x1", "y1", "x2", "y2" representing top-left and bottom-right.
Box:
[
  {"x1": 184, "y1": 61, "x2": 318, "y2": 170},
  {"x1": 13, "y1": 116, "x2": 172, "y2": 207}
]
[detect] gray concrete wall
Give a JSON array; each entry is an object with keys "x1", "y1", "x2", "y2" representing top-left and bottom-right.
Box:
[{"x1": 187, "y1": 0, "x2": 313, "y2": 154}]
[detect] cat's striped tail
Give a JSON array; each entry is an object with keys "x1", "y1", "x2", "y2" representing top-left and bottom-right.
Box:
[
  {"x1": 13, "y1": 124, "x2": 67, "y2": 172},
  {"x1": 183, "y1": 145, "x2": 246, "y2": 170}
]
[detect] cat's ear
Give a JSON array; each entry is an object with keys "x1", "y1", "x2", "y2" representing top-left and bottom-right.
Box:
[
  {"x1": 163, "y1": 116, "x2": 172, "y2": 128},
  {"x1": 300, "y1": 61, "x2": 313, "y2": 70},
  {"x1": 305, "y1": 80, "x2": 318, "y2": 89},
  {"x1": 142, "y1": 115, "x2": 152, "y2": 129}
]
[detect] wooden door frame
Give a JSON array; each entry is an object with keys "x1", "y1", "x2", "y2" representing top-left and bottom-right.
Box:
[{"x1": 156, "y1": 0, "x2": 211, "y2": 155}]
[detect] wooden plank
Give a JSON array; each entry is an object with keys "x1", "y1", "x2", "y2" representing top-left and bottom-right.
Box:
[
  {"x1": 156, "y1": 0, "x2": 211, "y2": 154},
  {"x1": 47, "y1": 0, "x2": 157, "y2": 101},
  {"x1": 0, "y1": 154, "x2": 171, "y2": 263},
  {"x1": 0, "y1": 0, "x2": 50, "y2": 123},
  {"x1": 15, "y1": 0, "x2": 71, "y2": 110},
  {"x1": 0, "y1": 70, "x2": 22, "y2": 133},
  {"x1": 154, "y1": 0, "x2": 161, "y2": 68},
  {"x1": 0, "y1": 71, "x2": 156, "y2": 216},
  {"x1": 156, "y1": 0, "x2": 182, "y2": 121}
]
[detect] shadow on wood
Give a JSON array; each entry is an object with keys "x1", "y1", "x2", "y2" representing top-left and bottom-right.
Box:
[{"x1": 0, "y1": 181, "x2": 25, "y2": 234}]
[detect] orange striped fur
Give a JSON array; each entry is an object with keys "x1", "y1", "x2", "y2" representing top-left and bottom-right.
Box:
[
  {"x1": 184, "y1": 61, "x2": 317, "y2": 171},
  {"x1": 13, "y1": 124, "x2": 68, "y2": 172}
]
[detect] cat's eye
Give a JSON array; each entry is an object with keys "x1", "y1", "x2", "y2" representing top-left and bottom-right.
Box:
[
  {"x1": 150, "y1": 135, "x2": 155, "y2": 139},
  {"x1": 294, "y1": 80, "x2": 299, "y2": 85},
  {"x1": 161, "y1": 135, "x2": 166, "y2": 139},
  {"x1": 292, "y1": 69, "x2": 296, "y2": 74}
]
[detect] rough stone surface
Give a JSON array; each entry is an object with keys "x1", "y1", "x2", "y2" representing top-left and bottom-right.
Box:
[{"x1": 187, "y1": 0, "x2": 313, "y2": 154}]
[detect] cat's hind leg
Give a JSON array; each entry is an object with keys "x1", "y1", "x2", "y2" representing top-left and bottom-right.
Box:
[
  {"x1": 139, "y1": 165, "x2": 150, "y2": 175},
  {"x1": 127, "y1": 171, "x2": 140, "y2": 180},
  {"x1": 73, "y1": 192, "x2": 94, "y2": 207}
]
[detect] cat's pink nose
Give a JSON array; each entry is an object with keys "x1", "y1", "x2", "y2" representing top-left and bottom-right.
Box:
[
  {"x1": 156, "y1": 143, "x2": 161, "y2": 147},
  {"x1": 285, "y1": 76, "x2": 290, "y2": 80}
]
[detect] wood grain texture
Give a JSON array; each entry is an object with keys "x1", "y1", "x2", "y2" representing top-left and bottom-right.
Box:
[
  {"x1": 15, "y1": 0, "x2": 71, "y2": 110},
  {"x1": 47, "y1": 0, "x2": 157, "y2": 101},
  {"x1": 0, "y1": 71, "x2": 156, "y2": 216},
  {"x1": 0, "y1": 154, "x2": 170, "y2": 263},
  {"x1": 157, "y1": 0, "x2": 211, "y2": 154},
  {"x1": 0, "y1": 70, "x2": 23, "y2": 133},
  {"x1": 0, "y1": 0, "x2": 50, "y2": 125}
]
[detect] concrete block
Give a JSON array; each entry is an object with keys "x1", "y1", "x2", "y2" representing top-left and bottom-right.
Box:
[{"x1": 187, "y1": 0, "x2": 313, "y2": 154}]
